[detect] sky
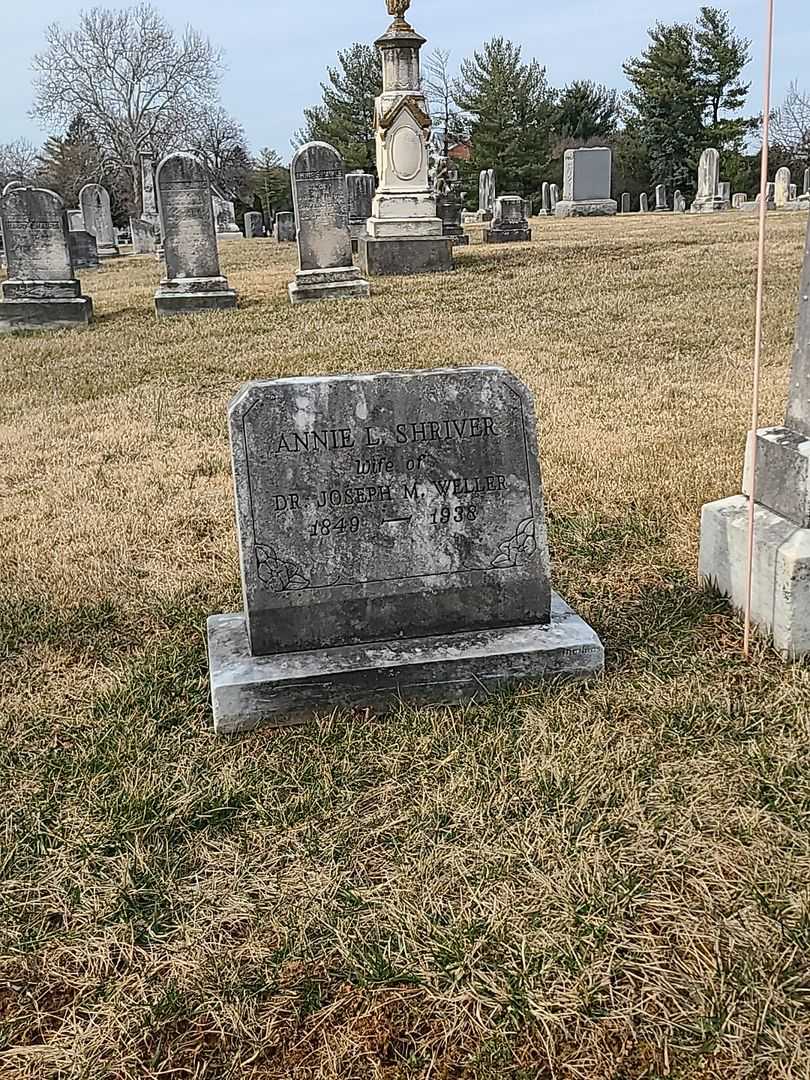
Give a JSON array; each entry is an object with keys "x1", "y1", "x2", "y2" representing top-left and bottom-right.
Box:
[{"x1": 1, "y1": 0, "x2": 806, "y2": 158}]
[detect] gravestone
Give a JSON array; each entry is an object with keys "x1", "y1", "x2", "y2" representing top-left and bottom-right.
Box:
[
  {"x1": 131, "y1": 152, "x2": 159, "y2": 254},
  {"x1": 207, "y1": 366, "x2": 604, "y2": 732},
  {"x1": 68, "y1": 230, "x2": 99, "y2": 270},
  {"x1": 732, "y1": 192, "x2": 747, "y2": 209},
  {"x1": 483, "y1": 195, "x2": 531, "y2": 243},
  {"x1": 549, "y1": 184, "x2": 559, "y2": 211},
  {"x1": 244, "y1": 211, "x2": 264, "y2": 238},
  {"x1": 691, "y1": 148, "x2": 723, "y2": 212},
  {"x1": 639, "y1": 192, "x2": 649, "y2": 213},
  {"x1": 718, "y1": 181, "x2": 731, "y2": 209},
  {"x1": 774, "y1": 167, "x2": 791, "y2": 208},
  {"x1": 700, "y1": 210, "x2": 810, "y2": 656},
  {"x1": 153, "y1": 152, "x2": 238, "y2": 318},
  {"x1": 539, "y1": 182, "x2": 550, "y2": 215},
  {"x1": 554, "y1": 147, "x2": 616, "y2": 217},
  {"x1": 477, "y1": 168, "x2": 496, "y2": 221},
  {"x1": 357, "y1": 3, "x2": 453, "y2": 276},
  {"x1": 79, "y1": 183, "x2": 119, "y2": 258},
  {"x1": 436, "y1": 188, "x2": 469, "y2": 246},
  {"x1": 347, "y1": 171, "x2": 375, "y2": 250},
  {"x1": 213, "y1": 191, "x2": 242, "y2": 238},
  {"x1": 804, "y1": 168, "x2": 810, "y2": 196},
  {"x1": 673, "y1": 190, "x2": 687, "y2": 213},
  {"x1": 67, "y1": 210, "x2": 84, "y2": 231},
  {"x1": 790, "y1": 184, "x2": 798, "y2": 201},
  {"x1": 275, "y1": 211, "x2": 296, "y2": 242},
  {"x1": 288, "y1": 142, "x2": 370, "y2": 303},
  {"x1": 620, "y1": 192, "x2": 630, "y2": 214},
  {"x1": 0, "y1": 185, "x2": 93, "y2": 332},
  {"x1": 654, "y1": 183, "x2": 668, "y2": 211}
]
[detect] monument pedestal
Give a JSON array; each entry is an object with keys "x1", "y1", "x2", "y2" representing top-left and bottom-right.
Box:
[
  {"x1": 0, "y1": 279, "x2": 92, "y2": 333},
  {"x1": 483, "y1": 225, "x2": 531, "y2": 243},
  {"x1": 358, "y1": 235, "x2": 453, "y2": 276},
  {"x1": 155, "y1": 276, "x2": 237, "y2": 318},
  {"x1": 208, "y1": 593, "x2": 604, "y2": 734},
  {"x1": 289, "y1": 265, "x2": 370, "y2": 304},
  {"x1": 699, "y1": 496, "x2": 810, "y2": 658},
  {"x1": 554, "y1": 199, "x2": 617, "y2": 218}
]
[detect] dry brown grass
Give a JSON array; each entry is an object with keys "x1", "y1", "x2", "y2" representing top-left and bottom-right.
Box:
[{"x1": 1, "y1": 214, "x2": 809, "y2": 1079}]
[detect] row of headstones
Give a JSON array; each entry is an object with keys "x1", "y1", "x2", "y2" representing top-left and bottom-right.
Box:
[
  {"x1": 473, "y1": 149, "x2": 619, "y2": 224},
  {"x1": 621, "y1": 163, "x2": 810, "y2": 215}
]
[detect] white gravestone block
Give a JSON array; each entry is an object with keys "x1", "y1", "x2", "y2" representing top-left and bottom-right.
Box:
[
  {"x1": 79, "y1": 184, "x2": 119, "y2": 258},
  {"x1": 555, "y1": 148, "x2": 616, "y2": 218}
]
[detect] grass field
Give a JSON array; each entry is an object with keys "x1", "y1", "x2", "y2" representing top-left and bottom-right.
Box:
[{"x1": 1, "y1": 213, "x2": 809, "y2": 1079}]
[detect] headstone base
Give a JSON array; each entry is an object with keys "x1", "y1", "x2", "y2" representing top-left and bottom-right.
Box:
[
  {"x1": 0, "y1": 297, "x2": 93, "y2": 333},
  {"x1": 699, "y1": 495, "x2": 810, "y2": 658},
  {"x1": 554, "y1": 199, "x2": 617, "y2": 218},
  {"x1": 155, "y1": 276, "x2": 238, "y2": 318},
  {"x1": 207, "y1": 592, "x2": 604, "y2": 734},
  {"x1": 288, "y1": 266, "x2": 370, "y2": 304},
  {"x1": 97, "y1": 245, "x2": 120, "y2": 259},
  {"x1": 217, "y1": 231, "x2": 243, "y2": 241},
  {"x1": 482, "y1": 227, "x2": 532, "y2": 243},
  {"x1": 691, "y1": 197, "x2": 725, "y2": 213},
  {"x1": 743, "y1": 428, "x2": 810, "y2": 527},
  {"x1": 357, "y1": 235, "x2": 453, "y2": 276}
]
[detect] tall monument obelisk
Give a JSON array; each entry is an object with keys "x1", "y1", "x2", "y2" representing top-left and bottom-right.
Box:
[{"x1": 357, "y1": 0, "x2": 453, "y2": 276}]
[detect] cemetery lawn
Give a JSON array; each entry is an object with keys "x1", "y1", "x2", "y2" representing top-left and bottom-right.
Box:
[{"x1": 2, "y1": 214, "x2": 810, "y2": 1080}]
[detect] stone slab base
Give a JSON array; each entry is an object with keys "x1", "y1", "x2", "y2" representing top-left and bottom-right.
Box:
[
  {"x1": 743, "y1": 428, "x2": 810, "y2": 528},
  {"x1": 358, "y1": 235, "x2": 453, "y2": 277},
  {"x1": 483, "y1": 228, "x2": 532, "y2": 243},
  {"x1": 554, "y1": 200, "x2": 617, "y2": 218},
  {"x1": 288, "y1": 269, "x2": 370, "y2": 304},
  {"x1": 155, "y1": 289, "x2": 238, "y2": 318},
  {"x1": 0, "y1": 297, "x2": 93, "y2": 333},
  {"x1": 98, "y1": 247, "x2": 120, "y2": 259},
  {"x1": 207, "y1": 593, "x2": 604, "y2": 735},
  {"x1": 699, "y1": 495, "x2": 810, "y2": 658}
]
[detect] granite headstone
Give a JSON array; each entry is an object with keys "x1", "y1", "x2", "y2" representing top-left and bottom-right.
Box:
[
  {"x1": 555, "y1": 148, "x2": 616, "y2": 217},
  {"x1": 79, "y1": 183, "x2": 119, "y2": 258}
]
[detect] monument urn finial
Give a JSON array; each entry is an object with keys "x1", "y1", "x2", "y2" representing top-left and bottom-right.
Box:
[{"x1": 386, "y1": 0, "x2": 412, "y2": 29}]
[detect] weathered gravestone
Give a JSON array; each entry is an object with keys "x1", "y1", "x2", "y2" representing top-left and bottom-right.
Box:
[
  {"x1": 732, "y1": 193, "x2": 747, "y2": 209},
  {"x1": 718, "y1": 181, "x2": 732, "y2": 210},
  {"x1": 804, "y1": 168, "x2": 810, "y2": 196},
  {"x1": 67, "y1": 210, "x2": 84, "y2": 231},
  {"x1": 244, "y1": 211, "x2": 264, "y2": 238},
  {"x1": 691, "y1": 148, "x2": 723, "y2": 212},
  {"x1": 477, "y1": 168, "x2": 496, "y2": 221},
  {"x1": 673, "y1": 190, "x2": 687, "y2": 213},
  {"x1": 654, "y1": 183, "x2": 668, "y2": 211},
  {"x1": 275, "y1": 211, "x2": 296, "y2": 242},
  {"x1": 347, "y1": 171, "x2": 375, "y2": 251},
  {"x1": 68, "y1": 230, "x2": 99, "y2": 270},
  {"x1": 213, "y1": 191, "x2": 242, "y2": 238},
  {"x1": 483, "y1": 195, "x2": 531, "y2": 243},
  {"x1": 774, "y1": 167, "x2": 791, "y2": 208},
  {"x1": 620, "y1": 192, "x2": 631, "y2": 214},
  {"x1": 639, "y1": 192, "x2": 649, "y2": 213},
  {"x1": 436, "y1": 188, "x2": 469, "y2": 246},
  {"x1": 207, "y1": 366, "x2": 604, "y2": 732},
  {"x1": 0, "y1": 185, "x2": 93, "y2": 332},
  {"x1": 154, "y1": 152, "x2": 237, "y2": 318},
  {"x1": 555, "y1": 147, "x2": 616, "y2": 217},
  {"x1": 700, "y1": 210, "x2": 810, "y2": 656},
  {"x1": 790, "y1": 184, "x2": 798, "y2": 201},
  {"x1": 79, "y1": 183, "x2": 119, "y2": 258},
  {"x1": 539, "y1": 182, "x2": 550, "y2": 215},
  {"x1": 130, "y1": 152, "x2": 159, "y2": 254},
  {"x1": 288, "y1": 142, "x2": 370, "y2": 304}
]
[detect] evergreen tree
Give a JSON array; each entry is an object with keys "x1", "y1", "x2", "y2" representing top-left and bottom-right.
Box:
[
  {"x1": 453, "y1": 37, "x2": 556, "y2": 204},
  {"x1": 37, "y1": 116, "x2": 105, "y2": 205},
  {"x1": 250, "y1": 148, "x2": 292, "y2": 219},
  {"x1": 694, "y1": 6, "x2": 751, "y2": 137},
  {"x1": 299, "y1": 44, "x2": 382, "y2": 172},
  {"x1": 624, "y1": 22, "x2": 708, "y2": 196},
  {"x1": 556, "y1": 81, "x2": 619, "y2": 142}
]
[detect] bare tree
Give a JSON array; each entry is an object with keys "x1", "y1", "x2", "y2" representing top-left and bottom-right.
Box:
[
  {"x1": 423, "y1": 48, "x2": 468, "y2": 155},
  {"x1": 186, "y1": 106, "x2": 251, "y2": 199},
  {"x1": 0, "y1": 139, "x2": 40, "y2": 187},
  {"x1": 771, "y1": 82, "x2": 810, "y2": 159},
  {"x1": 31, "y1": 4, "x2": 223, "y2": 210}
]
